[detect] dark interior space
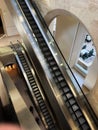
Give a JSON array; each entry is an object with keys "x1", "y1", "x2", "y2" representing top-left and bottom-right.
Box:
[{"x1": 0, "y1": 17, "x2": 4, "y2": 35}]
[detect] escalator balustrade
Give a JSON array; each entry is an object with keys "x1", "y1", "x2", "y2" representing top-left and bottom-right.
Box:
[{"x1": 16, "y1": 1, "x2": 91, "y2": 130}]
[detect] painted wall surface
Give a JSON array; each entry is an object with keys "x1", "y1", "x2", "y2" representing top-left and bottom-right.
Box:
[
  {"x1": 35, "y1": 0, "x2": 98, "y2": 52},
  {"x1": 0, "y1": 0, "x2": 18, "y2": 36},
  {"x1": 55, "y1": 15, "x2": 79, "y2": 63},
  {"x1": 35, "y1": 0, "x2": 98, "y2": 116}
]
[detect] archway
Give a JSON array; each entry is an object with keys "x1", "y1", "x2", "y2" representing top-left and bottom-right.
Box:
[
  {"x1": 0, "y1": 17, "x2": 4, "y2": 35},
  {"x1": 44, "y1": 9, "x2": 98, "y2": 93},
  {"x1": 0, "y1": 10, "x2": 5, "y2": 37}
]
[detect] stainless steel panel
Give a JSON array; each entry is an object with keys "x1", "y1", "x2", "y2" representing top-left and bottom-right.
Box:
[{"x1": 1, "y1": 67, "x2": 41, "y2": 130}]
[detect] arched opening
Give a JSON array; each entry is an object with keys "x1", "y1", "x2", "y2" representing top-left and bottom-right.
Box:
[
  {"x1": 44, "y1": 9, "x2": 98, "y2": 94},
  {"x1": 0, "y1": 16, "x2": 4, "y2": 36}
]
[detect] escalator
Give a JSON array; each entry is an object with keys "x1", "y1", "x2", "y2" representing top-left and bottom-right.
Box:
[
  {"x1": 4, "y1": 0, "x2": 97, "y2": 130},
  {"x1": 11, "y1": 42, "x2": 58, "y2": 130}
]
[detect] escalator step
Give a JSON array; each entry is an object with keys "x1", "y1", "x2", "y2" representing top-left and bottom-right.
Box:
[
  {"x1": 35, "y1": 33, "x2": 42, "y2": 38},
  {"x1": 52, "y1": 66, "x2": 58, "y2": 71},
  {"x1": 43, "y1": 111, "x2": 49, "y2": 116},
  {"x1": 66, "y1": 93, "x2": 73, "y2": 99},
  {"x1": 55, "y1": 70, "x2": 61, "y2": 76},
  {"x1": 72, "y1": 104, "x2": 79, "y2": 111},
  {"x1": 72, "y1": 114, "x2": 77, "y2": 120},
  {"x1": 60, "y1": 81, "x2": 67, "y2": 88},
  {"x1": 75, "y1": 111, "x2": 82, "y2": 118},
  {"x1": 63, "y1": 87, "x2": 70, "y2": 93},
  {"x1": 30, "y1": 82, "x2": 36, "y2": 86},
  {"x1": 47, "y1": 56, "x2": 53, "y2": 61},
  {"x1": 27, "y1": 74, "x2": 33, "y2": 78},
  {"x1": 81, "y1": 123, "x2": 90, "y2": 130},
  {"x1": 39, "y1": 102, "x2": 45, "y2": 107},
  {"x1": 50, "y1": 61, "x2": 56, "y2": 66},
  {"x1": 69, "y1": 98, "x2": 76, "y2": 105},
  {"x1": 62, "y1": 95, "x2": 67, "y2": 102},
  {"x1": 27, "y1": 16, "x2": 33, "y2": 21},
  {"x1": 78, "y1": 117, "x2": 86, "y2": 125}
]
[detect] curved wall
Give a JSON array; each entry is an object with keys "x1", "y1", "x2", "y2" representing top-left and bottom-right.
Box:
[{"x1": 34, "y1": 0, "x2": 98, "y2": 116}]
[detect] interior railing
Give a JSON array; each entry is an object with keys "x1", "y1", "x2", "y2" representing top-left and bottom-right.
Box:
[{"x1": 31, "y1": 0, "x2": 98, "y2": 125}]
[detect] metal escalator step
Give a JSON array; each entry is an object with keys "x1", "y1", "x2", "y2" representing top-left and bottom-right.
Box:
[
  {"x1": 35, "y1": 95, "x2": 42, "y2": 101},
  {"x1": 40, "y1": 105, "x2": 46, "y2": 110},
  {"x1": 29, "y1": 80, "x2": 35, "y2": 84},
  {"x1": 57, "y1": 75, "x2": 64, "y2": 82},
  {"x1": 69, "y1": 98, "x2": 76, "y2": 105},
  {"x1": 72, "y1": 104, "x2": 79, "y2": 111},
  {"x1": 18, "y1": 1, "x2": 25, "y2": 4},
  {"x1": 35, "y1": 33, "x2": 42, "y2": 38},
  {"x1": 66, "y1": 101, "x2": 70, "y2": 107},
  {"x1": 26, "y1": 13, "x2": 32, "y2": 17},
  {"x1": 47, "y1": 121, "x2": 54, "y2": 126},
  {"x1": 22, "y1": 63, "x2": 28, "y2": 66},
  {"x1": 39, "y1": 102, "x2": 45, "y2": 107},
  {"x1": 22, "y1": 9, "x2": 30, "y2": 13},
  {"x1": 45, "y1": 115, "x2": 51, "y2": 120},
  {"x1": 51, "y1": 65, "x2": 58, "y2": 71},
  {"x1": 22, "y1": 60, "x2": 28, "y2": 65},
  {"x1": 42, "y1": 47, "x2": 49, "y2": 52},
  {"x1": 69, "y1": 107, "x2": 73, "y2": 114},
  {"x1": 43, "y1": 111, "x2": 49, "y2": 116},
  {"x1": 20, "y1": 5, "x2": 27, "y2": 9},
  {"x1": 34, "y1": 91, "x2": 40, "y2": 96},
  {"x1": 44, "y1": 51, "x2": 51, "y2": 56},
  {"x1": 47, "y1": 56, "x2": 53, "y2": 61},
  {"x1": 63, "y1": 87, "x2": 70, "y2": 93},
  {"x1": 60, "y1": 80, "x2": 67, "y2": 88},
  {"x1": 30, "y1": 82, "x2": 36, "y2": 86},
  {"x1": 34, "y1": 29, "x2": 40, "y2": 34},
  {"x1": 27, "y1": 74, "x2": 33, "y2": 78},
  {"x1": 46, "y1": 118, "x2": 53, "y2": 123},
  {"x1": 27, "y1": 16, "x2": 33, "y2": 21},
  {"x1": 20, "y1": 59, "x2": 26, "y2": 63},
  {"x1": 42, "y1": 109, "x2": 48, "y2": 113},
  {"x1": 26, "y1": 72, "x2": 32, "y2": 76},
  {"x1": 81, "y1": 123, "x2": 90, "y2": 130},
  {"x1": 18, "y1": 55, "x2": 24, "y2": 58},
  {"x1": 31, "y1": 25, "x2": 38, "y2": 29},
  {"x1": 28, "y1": 77, "x2": 34, "y2": 81},
  {"x1": 34, "y1": 91, "x2": 41, "y2": 96},
  {"x1": 78, "y1": 117, "x2": 86, "y2": 125},
  {"x1": 72, "y1": 114, "x2": 77, "y2": 120},
  {"x1": 75, "y1": 111, "x2": 82, "y2": 118},
  {"x1": 62, "y1": 95, "x2": 67, "y2": 102},
  {"x1": 55, "y1": 70, "x2": 61, "y2": 76},
  {"x1": 53, "y1": 77, "x2": 58, "y2": 83},
  {"x1": 49, "y1": 61, "x2": 56, "y2": 66},
  {"x1": 31, "y1": 85, "x2": 37, "y2": 89},
  {"x1": 38, "y1": 99, "x2": 44, "y2": 104},
  {"x1": 33, "y1": 87, "x2": 39, "y2": 92},
  {"x1": 66, "y1": 93, "x2": 73, "y2": 99}
]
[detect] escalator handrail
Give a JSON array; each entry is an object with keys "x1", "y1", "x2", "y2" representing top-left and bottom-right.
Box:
[{"x1": 30, "y1": 1, "x2": 98, "y2": 123}]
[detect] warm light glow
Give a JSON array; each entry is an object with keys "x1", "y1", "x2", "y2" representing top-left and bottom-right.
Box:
[
  {"x1": 8, "y1": 65, "x2": 12, "y2": 70},
  {"x1": 12, "y1": 64, "x2": 17, "y2": 69}
]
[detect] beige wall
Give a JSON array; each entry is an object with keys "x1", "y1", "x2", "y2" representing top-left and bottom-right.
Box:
[
  {"x1": 0, "y1": 0, "x2": 18, "y2": 36},
  {"x1": 55, "y1": 15, "x2": 79, "y2": 63},
  {"x1": 35, "y1": 0, "x2": 98, "y2": 116},
  {"x1": 35, "y1": 0, "x2": 98, "y2": 52}
]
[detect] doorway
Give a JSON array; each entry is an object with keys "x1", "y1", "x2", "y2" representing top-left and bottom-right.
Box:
[{"x1": 0, "y1": 16, "x2": 4, "y2": 36}]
